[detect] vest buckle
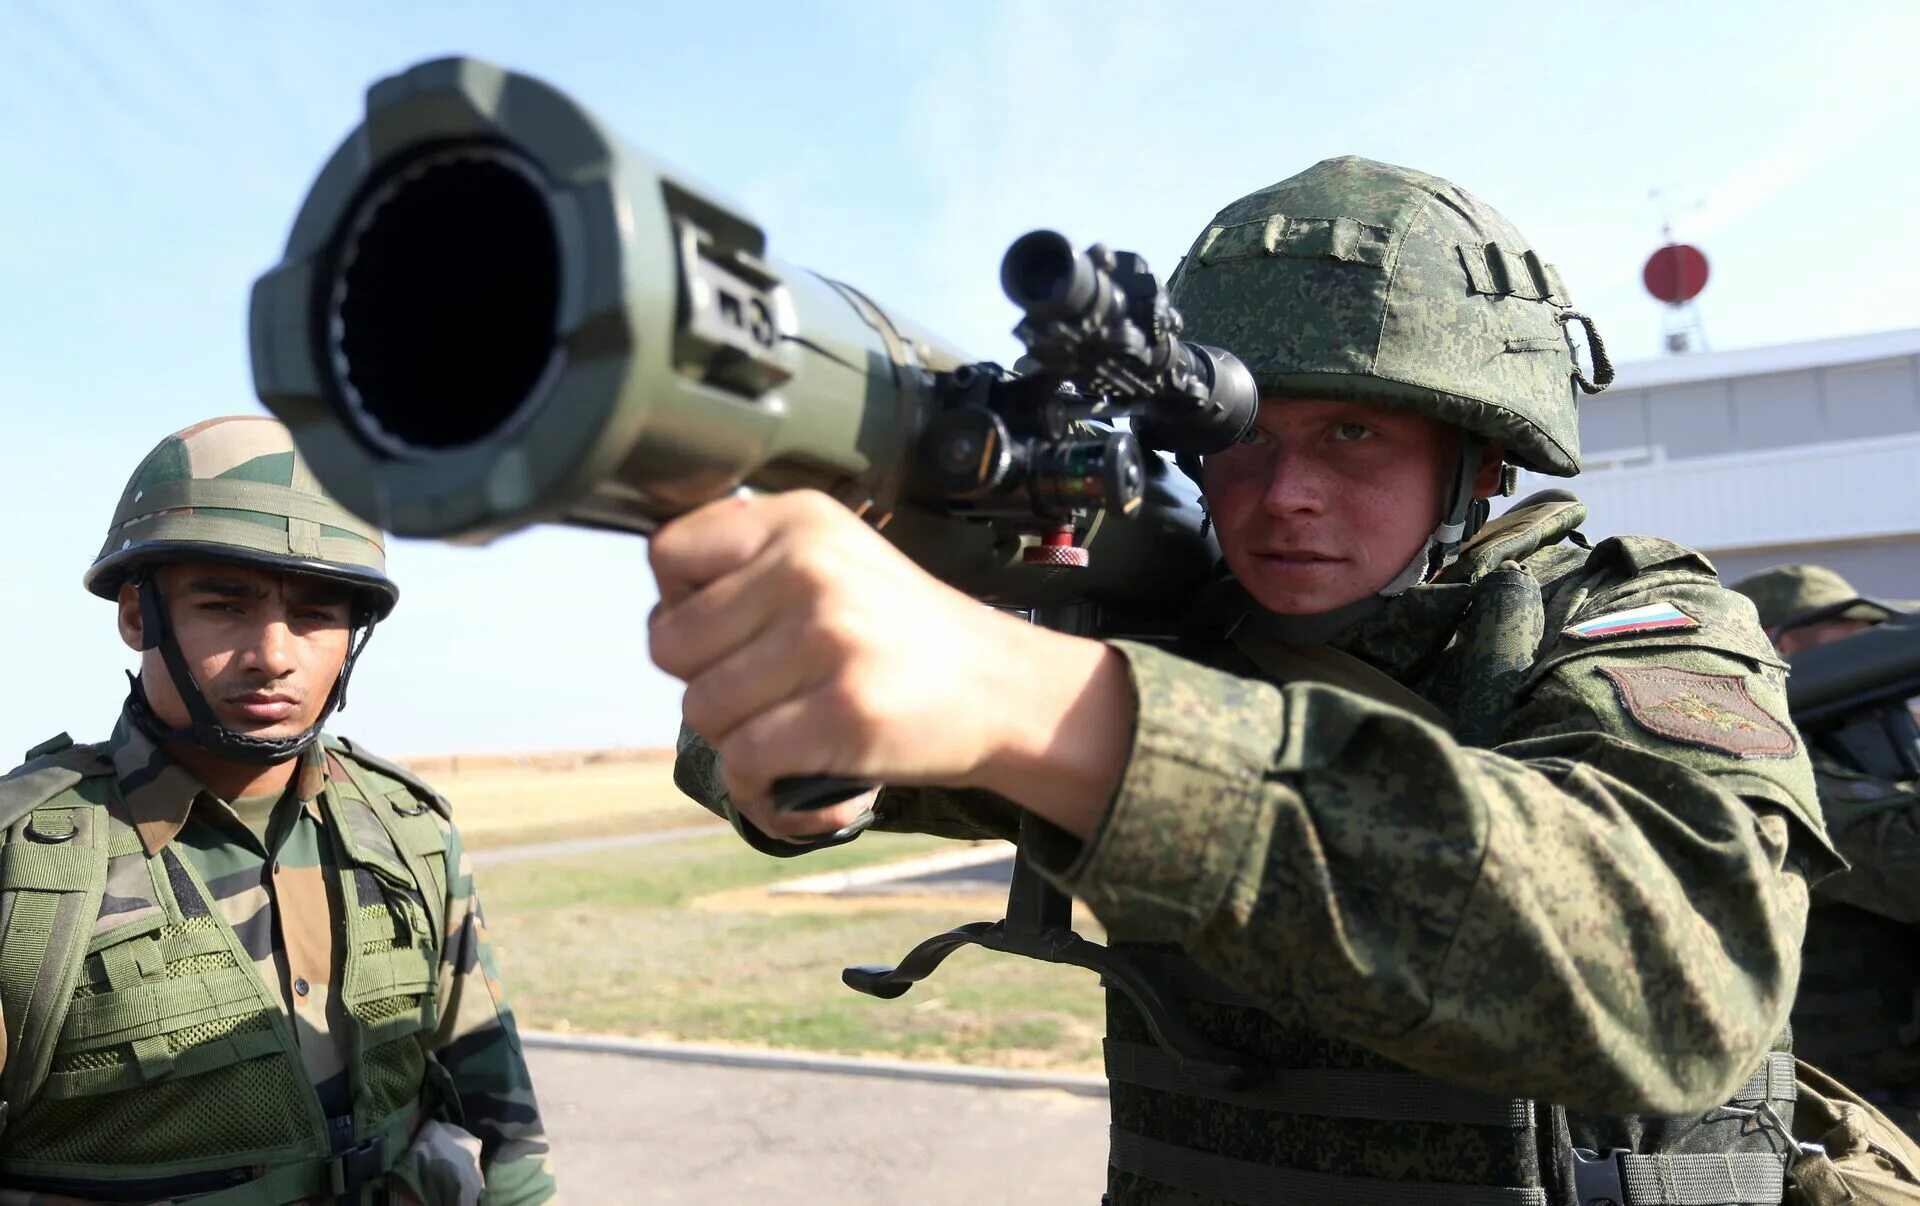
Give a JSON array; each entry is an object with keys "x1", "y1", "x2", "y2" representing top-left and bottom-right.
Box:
[
  {"x1": 1755, "y1": 1100, "x2": 1826, "y2": 1169},
  {"x1": 326, "y1": 1135, "x2": 387, "y2": 1198},
  {"x1": 1571, "y1": 1146, "x2": 1627, "y2": 1206}
]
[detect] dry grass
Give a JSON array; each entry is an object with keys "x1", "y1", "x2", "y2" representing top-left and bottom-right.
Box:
[{"x1": 423, "y1": 753, "x2": 720, "y2": 849}]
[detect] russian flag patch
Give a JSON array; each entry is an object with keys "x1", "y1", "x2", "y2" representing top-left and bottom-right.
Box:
[{"x1": 1563, "y1": 601, "x2": 1699, "y2": 641}]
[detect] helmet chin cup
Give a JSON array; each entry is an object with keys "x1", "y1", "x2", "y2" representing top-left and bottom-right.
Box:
[{"x1": 125, "y1": 674, "x2": 323, "y2": 766}]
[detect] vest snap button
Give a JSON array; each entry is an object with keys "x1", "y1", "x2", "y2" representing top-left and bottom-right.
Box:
[{"x1": 294, "y1": 977, "x2": 310, "y2": 997}]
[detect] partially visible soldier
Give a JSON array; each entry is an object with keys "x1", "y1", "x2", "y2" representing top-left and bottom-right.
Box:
[
  {"x1": 0, "y1": 417, "x2": 555, "y2": 1203},
  {"x1": 1733, "y1": 564, "x2": 1920, "y2": 1142},
  {"x1": 662, "y1": 157, "x2": 1836, "y2": 1204}
]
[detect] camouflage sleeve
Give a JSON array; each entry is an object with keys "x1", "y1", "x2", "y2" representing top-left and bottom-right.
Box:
[
  {"x1": 1809, "y1": 766, "x2": 1920, "y2": 924},
  {"x1": 673, "y1": 721, "x2": 1021, "y2": 853},
  {"x1": 1041, "y1": 625, "x2": 1825, "y2": 1118},
  {"x1": 430, "y1": 820, "x2": 557, "y2": 1203}
]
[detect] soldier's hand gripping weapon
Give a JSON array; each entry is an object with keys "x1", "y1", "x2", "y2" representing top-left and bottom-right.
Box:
[{"x1": 251, "y1": 57, "x2": 1264, "y2": 1086}]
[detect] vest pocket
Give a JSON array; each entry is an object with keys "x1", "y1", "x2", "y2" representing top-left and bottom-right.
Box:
[
  {"x1": 340, "y1": 866, "x2": 441, "y2": 1128},
  {"x1": 344, "y1": 864, "x2": 440, "y2": 1048},
  {"x1": 12, "y1": 996, "x2": 317, "y2": 1168},
  {"x1": 381, "y1": 790, "x2": 447, "y2": 853},
  {"x1": 39, "y1": 917, "x2": 283, "y2": 1101},
  {"x1": 1, "y1": 930, "x2": 305, "y2": 1198}
]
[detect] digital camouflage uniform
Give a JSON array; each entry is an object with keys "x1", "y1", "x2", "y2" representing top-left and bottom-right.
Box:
[
  {"x1": 0, "y1": 418, "x2": 554, "y2": 1204},
  {"x1": 1732, "y1": 565, "x2": 1920, "y2": 1143},
  {"x1": 679, "y1": 158, "x2": 1836, "y2": 1205}
]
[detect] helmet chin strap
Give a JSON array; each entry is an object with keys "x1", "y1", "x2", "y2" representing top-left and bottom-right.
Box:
[
  {"x1": 125, "y1": 570, "x2": 378, "y2": 767},
  {"x1": 1377, "y1": 433, "x2": 1488, "y2": 598}
]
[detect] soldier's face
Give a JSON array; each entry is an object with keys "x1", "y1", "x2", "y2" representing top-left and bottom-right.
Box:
[
  {"x1": 1203, "y1": 398, "x2": 1503, "y2": 615},
  {"x1": 1775, "y1": 617, "x2": 1875, "y2": 657},
  {"x1": 117, "y1": 563, "x2": 355, "y2": 740}
]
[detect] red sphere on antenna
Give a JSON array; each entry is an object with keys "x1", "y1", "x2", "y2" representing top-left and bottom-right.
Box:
[{"x1": 1643, "y1": 243, "x2": 1709, "y2": 305}]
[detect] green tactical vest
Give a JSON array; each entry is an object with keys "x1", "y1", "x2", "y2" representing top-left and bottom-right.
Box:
[
  {"x1": 1099, "y1": 495, "x2": 1801, "y2": 1205},
  {"x1": 0, "y1": 735, "x2": 457, "y2": 1204},
  {"x1": 1793, "y1": 769, "x2": 1920, "y2": 1111}
]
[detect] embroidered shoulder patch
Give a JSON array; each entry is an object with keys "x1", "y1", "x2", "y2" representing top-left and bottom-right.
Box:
[
  {"x1": 1597, "y1": 665, "x2": 1797, "y2": 758},
  {"x1": 1564, "y1": 601, "x2": 1699, "y2": 641}
]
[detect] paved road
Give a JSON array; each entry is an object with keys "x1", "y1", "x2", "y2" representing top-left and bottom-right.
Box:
[{"x1": 530, "y1": 1047, "x2": 1110, "y2": 1204}]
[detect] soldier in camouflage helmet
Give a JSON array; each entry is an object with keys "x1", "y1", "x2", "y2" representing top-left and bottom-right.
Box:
[
  {"x1": 0, "y1": 417, "x2": 555, "y2": 1203},
  {"x1": 1734, "y1": 564, "x2": 1901, "y2": 653},
  {"x1": 660, "y1": 158, "x2": 1833, "y2": 1203},
  {"x1": 1733, "y1": 565, "x2": 1920, "y2": 1142}
]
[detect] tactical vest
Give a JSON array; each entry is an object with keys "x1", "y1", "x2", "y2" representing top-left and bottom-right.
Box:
[
  {"x1": 0, "y1": 736, "x2": 456, "y2": 1204},
  {"x1": 1102, "y1": 950, "x2": 1798, "y2": 1205},
  {"x1": 1793, "y1": 771, "x2": 1920, "y2": 1113},
  {"x1": 1099, "y1": 495, "x2": 1802, "y2": 1205}
]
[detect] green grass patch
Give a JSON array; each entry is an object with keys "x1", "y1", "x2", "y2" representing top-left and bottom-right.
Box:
[{"x1": 480, "y1": 831, "x2": 1106, "y2": 1070}]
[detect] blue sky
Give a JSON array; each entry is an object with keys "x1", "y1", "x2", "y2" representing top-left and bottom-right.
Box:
[{"x1": 4, "y1": 1, "x2": 1919, "y2": 756}]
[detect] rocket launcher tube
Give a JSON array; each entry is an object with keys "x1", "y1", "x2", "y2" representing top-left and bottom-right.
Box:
[{"x1": 250, "y1": 56, "x2": 1219, "y2": 614}]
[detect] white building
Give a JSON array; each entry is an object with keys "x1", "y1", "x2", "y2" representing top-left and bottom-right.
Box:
[{"x1": 1513, "y1": 327, "x2": 1920, "y2": 597}]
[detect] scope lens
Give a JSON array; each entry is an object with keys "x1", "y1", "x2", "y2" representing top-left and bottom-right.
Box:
[
  {"x1": 328, "y1": 145, "x2": 560, "y2": 455},
  {"x1": 1000, "y1": 230, "x2": 1078, "y2": 309}
]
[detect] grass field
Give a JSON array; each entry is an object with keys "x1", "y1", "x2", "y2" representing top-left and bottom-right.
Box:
[
  {"x1": 422, "y1": 752, "x2": 720, "y2": 849},
  {"x1": 445, "y1": 755, "x2": 1106, "y2": 1071}
]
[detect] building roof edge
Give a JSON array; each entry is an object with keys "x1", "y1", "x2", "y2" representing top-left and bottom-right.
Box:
[{"x1": 1611, "y1": 326, "x2": 1920, "y2": 390}]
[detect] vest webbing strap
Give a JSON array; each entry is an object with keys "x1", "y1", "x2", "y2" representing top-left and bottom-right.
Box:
[
  {"x1": 327, "y1": 752, "x2": 448, "y2": 949},
  {"x1": 1109, "y1": 1126, "x2": 1549, "y2": 1206},
  {"x1": 1727, "y1": 1050, "x2": 1798, "y2": 1107},
  {"x1": 1106, "y1": 1039, "x2": 1532, "y2": 1128},
  {"x1": 1615, "y1": 1150, "x2": 1787, "y2": 1205},
  {"x1": 61, "y1": 964, "x2": 266, "y2": 1042},
  {"x1": 1230, "y1": 624, "x2": 1455, "y2": 732},
  {"x1": 0, "y1": 893, "x2": 58, "y2": 1108},
  {"x1": 0, "y1": 805, "x2": 110, "y2": 1125},
  {"x1": 0, "y1": 905, "x2": 9, "y2": 1088}
]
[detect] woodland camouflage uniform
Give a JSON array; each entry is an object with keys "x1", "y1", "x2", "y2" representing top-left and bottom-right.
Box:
[
  {"x1": 679, "y1": 158, "x2": 1839, "y2": 1205},
  {"x1": 1733, "y1": 565, "x2": 1920, "y2": 1143},
  {"x1": 0, "y1": 417, "x2": 553, "y2": 1204}
]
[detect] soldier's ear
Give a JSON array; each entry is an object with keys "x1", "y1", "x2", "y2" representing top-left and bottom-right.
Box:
[{"x1": 117, "y1": 583, "x2": 145, "y2": 652}]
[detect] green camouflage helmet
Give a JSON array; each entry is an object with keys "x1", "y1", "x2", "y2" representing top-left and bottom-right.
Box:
[
  {"x1": 1167, "y1": 155, "x2": 1604, "y2": 476},
  {"x1": 85, "y1": 415, "x2": 399, "y2": 617},
  {"x1": 1728, "y1": 564, "x2": 1893, "y2": 637}
]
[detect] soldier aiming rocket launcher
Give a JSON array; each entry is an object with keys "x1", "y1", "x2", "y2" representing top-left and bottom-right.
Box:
[
  {"x1": 251, "y1": 58, "x2": 1263, "y2": 1084},
  {"x1": 1785, "y1": 607, "x2": 1920, "y2": 781}
]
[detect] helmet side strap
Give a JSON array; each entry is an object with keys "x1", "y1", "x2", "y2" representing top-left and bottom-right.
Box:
[{"x1": 134, "y1": 571, "x2": 224, "y2": 734}]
